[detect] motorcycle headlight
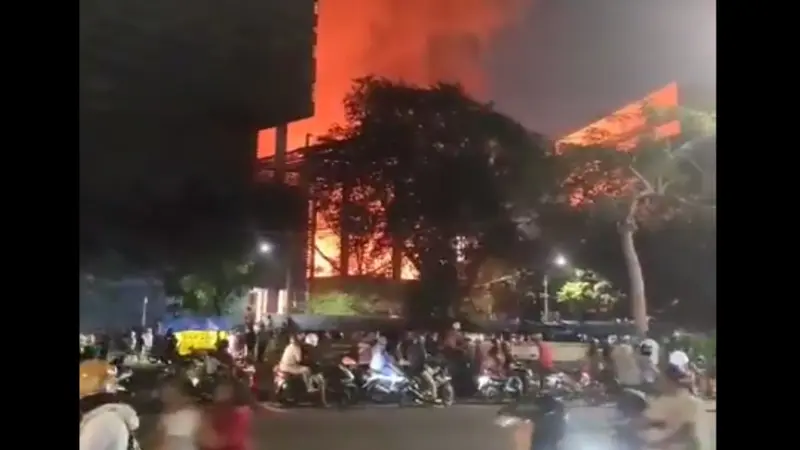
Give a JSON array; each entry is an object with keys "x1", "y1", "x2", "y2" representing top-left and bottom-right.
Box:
[
  {"x1": 477, "y1": 375, "x2": 491, "y2": 386},
  {"x1": 189, "y1": 376, "x2": 200, "y2": 387}
]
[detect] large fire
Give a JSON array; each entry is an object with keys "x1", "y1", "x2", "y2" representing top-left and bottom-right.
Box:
[
  {"x1": 257, "y1": 0, "x2": 529, "y2": 157},
  {"x1": 257, "y1": 0, "x2": 530, "y2": 279}
]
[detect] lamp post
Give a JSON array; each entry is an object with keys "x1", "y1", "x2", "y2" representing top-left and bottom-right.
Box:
[
  {"x1": 256, "y1": 238, "x2": 294, "y2": 311},
  {"x1": 542, "y1": 254, "x2": 568, "y2": 322}
]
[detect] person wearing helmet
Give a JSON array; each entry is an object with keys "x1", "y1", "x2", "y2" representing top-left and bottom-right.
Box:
[
  {"x1": 80, "y1": 359, "x2": 140, "y2": 450},
  {"x1": 639, "y1": 364, "x2": 703, "y2": 450},
  {"x1": 668, "y1": 340, "x2": 691, "y2": 374},
  {"x1": 638, "y1": 336, "x2": 661, "y2": 388}
]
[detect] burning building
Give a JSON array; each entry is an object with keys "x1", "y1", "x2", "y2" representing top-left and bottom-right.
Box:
[
  {"x1": 558, "y1": 82, "x2": 680, "y2": 150},
  {"x1": 255, "y1": 82, "x2": 686, "y2": 288}
]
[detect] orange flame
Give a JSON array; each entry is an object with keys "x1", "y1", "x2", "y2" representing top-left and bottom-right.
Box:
[
  {"x1": 257, "y1": 0, "x2": 529, "y2": 279},
  {"x1": 257, "y1": 0, "x2": 530, "y2": 157}
]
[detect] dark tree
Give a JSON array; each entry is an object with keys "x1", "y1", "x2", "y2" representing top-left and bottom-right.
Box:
[
  {"x1": 557, "y1": 106, "x2": 716, "y2": 333},
  {"x1": 306, "y1": 77, "x2": 558, "y2": 318}
]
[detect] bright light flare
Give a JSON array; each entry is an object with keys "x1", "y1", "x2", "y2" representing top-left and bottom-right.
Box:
[
  {"x1": 553, "y1": 255, "x2": 567, "y2": 267},
  {"x1": 258, "y1": 242, "x2": 273, "y2": 254}
]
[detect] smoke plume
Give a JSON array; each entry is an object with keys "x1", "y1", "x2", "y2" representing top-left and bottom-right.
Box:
[{"x1": 258, "y1": 0, "x2": 529, "y2": 157}]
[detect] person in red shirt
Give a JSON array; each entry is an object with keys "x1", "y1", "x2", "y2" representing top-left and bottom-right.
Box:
[
  {"x1": 532, "y1": 333, "x2": 554, "y2": 388},
  {"x1": 198, "y1": 378, "x2": 254, "y2": 450}
]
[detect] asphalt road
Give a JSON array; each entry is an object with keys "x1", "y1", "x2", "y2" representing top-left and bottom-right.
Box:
[
  {"x1": 128, "y1": 367, "x2": 715, "y2": 449},
  {"x1": 253, "y1": 404, "x2": 612, "y2": 450},
  {"x1": 138, "y1": 402, "x2": 715, "y2": 450}
]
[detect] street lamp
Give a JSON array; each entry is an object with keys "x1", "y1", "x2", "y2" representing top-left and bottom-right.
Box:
[
  {"x1": 542, "y1": 254, "x2": 568, "y2": 322},
  {"x1": 255, "y1": 238, "x2": 294, "y2": 311},
  {"x1": 257, "y1": 241, "x2": 273, "y2": 255},
  {"x1": 554, "y1": 254, "x2": 567, "y2": 267}
]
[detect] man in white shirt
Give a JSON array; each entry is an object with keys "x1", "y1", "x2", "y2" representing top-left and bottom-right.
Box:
[
  {"x1": 611, "y1": 336, "x2": 642, "y2": 387},
  {"x1": 279, "y1": 334, "x2": 314, "y2": 391}
]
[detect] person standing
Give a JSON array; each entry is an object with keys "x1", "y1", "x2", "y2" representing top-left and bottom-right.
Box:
[
  {"x1": 128, "y1": 330, "x2": 138, "y2": 355},
  {"x1": 531, "y1": 333, "x2": 554, "y2": 388},
  {"x1": 611, "y1": 336, "x2": 642, "y2": 389},
  {"x1": 141, "y1": 328, "x2": 154, "y2": 362}
]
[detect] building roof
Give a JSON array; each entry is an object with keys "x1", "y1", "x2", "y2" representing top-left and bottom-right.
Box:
[{"x1": 558, "y1": 82, "x2": 680, "y2": 149}]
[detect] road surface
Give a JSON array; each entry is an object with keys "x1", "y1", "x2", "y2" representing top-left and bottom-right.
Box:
[{"x1": 138, "y1": 402, "x2": 714, "y2": 450}]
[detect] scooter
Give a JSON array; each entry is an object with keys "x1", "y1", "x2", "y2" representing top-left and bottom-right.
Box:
[{"x1": 362, "y1": 363, "x2": 426, "y2": 406}]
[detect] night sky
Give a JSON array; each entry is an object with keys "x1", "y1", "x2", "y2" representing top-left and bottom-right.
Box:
[{"x1": 489, "y1": 0, "x2": 715, "y2": 137}]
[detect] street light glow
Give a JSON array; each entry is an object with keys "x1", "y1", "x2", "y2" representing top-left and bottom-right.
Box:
[
  {"x1": 554, "y1": 254, "x2": 567, "y2": 267},
  {"x1": 258, "y1": 241, "x2": 273, "y2": 254}
]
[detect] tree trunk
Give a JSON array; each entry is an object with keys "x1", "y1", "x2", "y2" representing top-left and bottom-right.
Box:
[
  {"x1": 339, "y1": 183, "x2": 352, "y2": 276},
  {"x1": 620, "y1": 198, "x2": 649, "y2": 335}
]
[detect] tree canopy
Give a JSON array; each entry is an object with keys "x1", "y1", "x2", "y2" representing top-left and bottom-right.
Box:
[
  {"x1": 556, "y1": 269, "x2": 622, "y2": 317},
  {"x1": 557, "y1": 105, "x2": 716, "y2": 332},
  {"x1": 306, "y1": 77, "x2": 559, "y2": 317}
]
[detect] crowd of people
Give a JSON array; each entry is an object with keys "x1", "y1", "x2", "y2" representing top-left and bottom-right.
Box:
[{"x1": 79, "y1": 317, "x2": 714, "y2": 450}]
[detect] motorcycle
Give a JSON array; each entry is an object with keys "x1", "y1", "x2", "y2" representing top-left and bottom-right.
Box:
[
  {"x1": 476, "y1": 372, "x2": 523, "y2": 402},
  {"x1": 549, "y1": 370, "x2": 608, "y2": 405},
  {"x1": 414, "y1": 360, "x2": 455, "y2": 406},
  {"x1": 362, "y1": 363, "x2": 426, "y2": 406},
  {"x1": 318, "y1": 357, "x2": 359, "y2": 407},
  {"x1": 273, "y1": 364, "x2": 328, "y2": 406}
]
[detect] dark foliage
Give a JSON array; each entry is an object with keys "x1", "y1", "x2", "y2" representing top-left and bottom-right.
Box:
[{"x1": 305, "y1": 77, "x2": 559, "y2": 318}]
